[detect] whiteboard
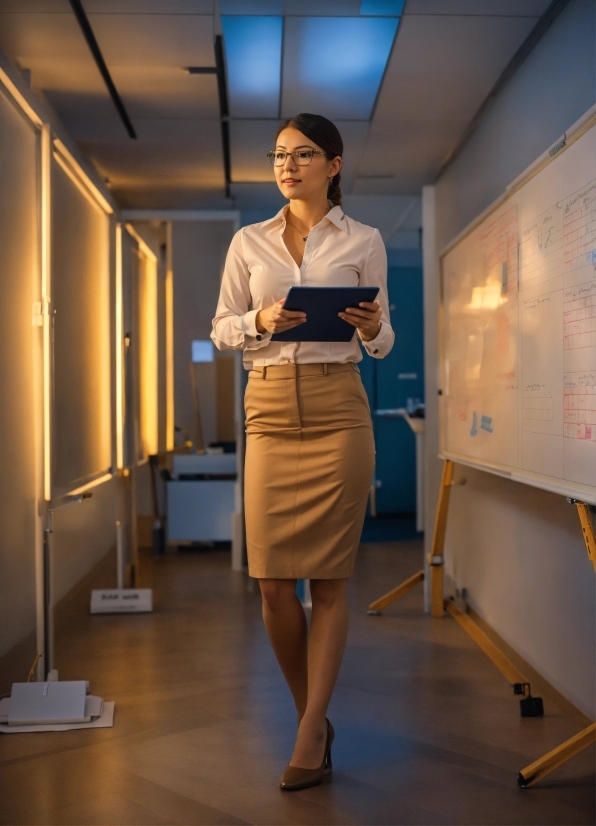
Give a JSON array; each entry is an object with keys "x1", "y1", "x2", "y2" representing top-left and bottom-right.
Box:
[
  {"x1": 441, "y1": 107, "x2": 596, "y2": 504},
  {"x1": 0, "y1": 85, "x2": 39, "y2": 655},
  {"x1": 51, "y1": 152, "x2": 112, "y2": 495}
]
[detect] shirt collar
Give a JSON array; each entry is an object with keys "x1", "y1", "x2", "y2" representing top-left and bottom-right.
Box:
[
  {"x1": 264, "y1": 204, "x2": 348, "y2": 233},
  {"x1": 324, "y1": 205, "x2": 348, "y2": 232}
]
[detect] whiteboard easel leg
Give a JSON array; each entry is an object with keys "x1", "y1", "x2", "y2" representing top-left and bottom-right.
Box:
[
  {"x1": 518, "y1": 500, "x2": 596, "y2": 787},
  {"x1": 367, "y1": 459, "x2": 454, "y2": 617}
]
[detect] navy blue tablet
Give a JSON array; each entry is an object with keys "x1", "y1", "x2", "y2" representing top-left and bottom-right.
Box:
[{"x1": 271, "y1": 286, "x2": 380, "y2": 342}]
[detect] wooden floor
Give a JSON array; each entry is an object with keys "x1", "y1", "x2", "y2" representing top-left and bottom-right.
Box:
[{"x1": 0, "y1": 538, "x2": 594, "y2": 825}]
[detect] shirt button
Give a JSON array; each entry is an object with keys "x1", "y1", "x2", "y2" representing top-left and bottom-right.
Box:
[
  {"x1": 374, "y1": 349, "x2": 379, "y2": 354},
  {"x1": 256, "y1": 335, "x2": 262, "y2": 341}
]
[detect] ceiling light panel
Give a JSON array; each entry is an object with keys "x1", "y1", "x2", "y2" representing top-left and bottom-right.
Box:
[
  {"x1": 219, "y1": 1, "x2": 403, "y2": 16},
  {"x1": 221, "y1": 16, "x2": 283, "y2": 118},
  {"x1": 282, "y1": 1, "x2": 361, "y2": 13},
  {"x1": 220, "y1": 1, "x2": 362, "y2": 13},
  {"x1": 360, "y1": 0, "x2": 405, "y2": 14},
  {"x1": 220, "y1": 1, "x2": 284, "y2": 13},
  {"x1": 282, "y1": 16, "x2": 399, "y2": 120}
]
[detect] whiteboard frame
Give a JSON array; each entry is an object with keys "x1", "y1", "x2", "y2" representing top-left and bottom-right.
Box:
[
  {"x1": 50, "y1": 139, "x2": 115, "y2": 499},
  {"x1": 438, "y1": 102, "x2": 596, "y2": 505}
]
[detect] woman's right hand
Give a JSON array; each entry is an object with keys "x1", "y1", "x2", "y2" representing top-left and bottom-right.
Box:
[{"x1": 256, "y1": 300, "x2": 306, "y2": 334}]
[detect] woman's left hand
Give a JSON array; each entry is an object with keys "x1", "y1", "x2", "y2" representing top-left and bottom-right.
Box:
[{"x1": 339, "y1": 300, "x2": 382, "y2": 342}]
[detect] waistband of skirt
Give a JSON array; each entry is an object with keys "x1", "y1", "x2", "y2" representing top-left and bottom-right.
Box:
[{"x1": 248, "y1": 362, "x2": 359, "y2": 380}]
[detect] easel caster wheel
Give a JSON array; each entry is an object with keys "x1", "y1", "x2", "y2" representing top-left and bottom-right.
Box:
[{"x1": 367, "y1": 610, "x2": 382, "y2": 616}]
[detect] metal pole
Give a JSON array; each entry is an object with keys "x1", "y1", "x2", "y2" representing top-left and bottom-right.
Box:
[
  {"x1": 116, "y1": 520, "x2": 124, "y2": 590},
  {"x1": 42, "y1": 517, "x2": 53, "y2": 680}
]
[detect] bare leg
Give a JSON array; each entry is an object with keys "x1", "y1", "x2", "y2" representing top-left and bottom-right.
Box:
[
  {"x1": 290, "y1": 578, "x2": 349, "y2": 768},
  {"x1": 259, "y1": 579, "x2": 308, "y2": 719}
]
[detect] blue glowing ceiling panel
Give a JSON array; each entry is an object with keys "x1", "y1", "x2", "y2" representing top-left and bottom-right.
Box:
[
  {"x1": 221, "y1": 16, "x2": 283, "y2": 118},
  {"x1": 360, "y1": 0, "x2": 406, "y2": 14},
  {"x1": 282, "y1": 16, "x2": 399, "y2": 120}
]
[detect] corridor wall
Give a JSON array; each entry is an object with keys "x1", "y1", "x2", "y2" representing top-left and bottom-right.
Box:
[
  {"x1": 425, "y1": 0, "x2": 596, "y2": 716},
  {"x1": 172, "y1": 220, "x2": 236, "y2": 449},
  {"x1": 0, "y1": 51, "x2": 132, "y2": 685}
]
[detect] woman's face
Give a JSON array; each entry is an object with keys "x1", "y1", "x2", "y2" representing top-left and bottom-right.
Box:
[{"x1": 273, "y1": 127, "x2": 342, "y2": 204}]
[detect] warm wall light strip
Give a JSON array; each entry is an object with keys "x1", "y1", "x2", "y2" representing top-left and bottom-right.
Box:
[
  {"x1": 53, "y1": 151, "x2": 106, "y2": 216},
  {"x1": 165, "y1": 222, "x2": 174, "y2": 453},
  {"x1": 0, "y1": 67, "x2": 43, "y2": 127},
  {"x1": 53, "y1": 138, "x2": 113, "y2": 215},
  {"x1": 142, "y1": 253, "x2": 159, "y2": 457},
  {"x1": 41, "y1": 125, "x2": 52, "y2": 501},
  {"x1": 126, "y1": 224, "x2": 159, "y2": 458},
  {"x1": 67, "y1": 472, "x2": 113, "y2": 498},
  {"x1": 124, "y1": 223, "x2": 158, "y2": 262},
  {"x1": 115, "y1": 224, "x2": 124, "y2": 469}
]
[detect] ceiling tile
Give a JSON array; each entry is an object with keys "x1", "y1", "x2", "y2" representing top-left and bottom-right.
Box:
[
  {"x1": 358, "y1": 12, "x2": 541, "y2": 189},
  {"x1": 81, "y1": 121, "x2": 224, "y2": 196},
  {"x1": 0, "y1": 12, "x2": 101, "y2": 75},
  {"x1": 113, "y1": 186, "x2": 230, "y2": 210},
  {"x1": 342, "y1": 194, "x2": 420, "y2": 239},
  {"x1": 404, "y1": 0, "x2": 550, "y2": 15},
  {"x1": 45, "y1": 90, "x2": 130, "y2": 140},
  {"x1": 229, "y1": 182, "x2": 286, "y2": 211},
  {"x1": 131, "y1": 116, "x2": 218, "y2": 140},
  {"x1": 0, "y1": 1, "x2": 69, "y2": 10},
  {"x1": 110, "y1": 66, "x2": 219, "y2": 119},
  {"x1": 84, "y1": 1, "x2": 215, "y2": 12},
  {"x1": 333, "y1": 120, "x2": 370, "y2": 195},
  {"x1": 0, "y1": 9, "x2": 123, "y2": 139},
  {"x1": 230, "y1": 119, "x2": 280, "y2": 182},
  {"x1": 89, "y1": 13, "x2": 215, "y2": 67}
]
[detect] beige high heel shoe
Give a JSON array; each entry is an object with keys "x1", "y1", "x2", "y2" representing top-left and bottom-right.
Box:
[{"x1": 279, "y1": 719, "x2": 335, "y2": 791}]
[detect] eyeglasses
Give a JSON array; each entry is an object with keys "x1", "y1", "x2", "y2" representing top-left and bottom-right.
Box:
[{"x1": 267, "y1": 148, "x2": 327, "y2": 167}]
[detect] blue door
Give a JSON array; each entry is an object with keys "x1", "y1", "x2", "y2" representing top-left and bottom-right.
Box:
[{"x1": 359, "y1": 265, "x2": 424, "y2": 514}]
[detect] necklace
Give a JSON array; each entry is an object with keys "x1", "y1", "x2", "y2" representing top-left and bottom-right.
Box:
[{"x1": 287, "y1": 215, "x2": 309, "y2": 242}]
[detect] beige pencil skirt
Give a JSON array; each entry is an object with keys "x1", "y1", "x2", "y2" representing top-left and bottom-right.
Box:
[{"x1": 244, "y1": 362, "x2": 375, "y2": 580}]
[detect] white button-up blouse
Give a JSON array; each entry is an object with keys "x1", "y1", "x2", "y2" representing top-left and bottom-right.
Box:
[{"x1": 211, "y1": 205, "x2": 394, "y2": 369}]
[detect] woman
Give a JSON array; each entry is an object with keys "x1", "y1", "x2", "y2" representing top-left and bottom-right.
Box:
[{"x1": 211, "y1": 113, "x2": 394, "y2": 790}]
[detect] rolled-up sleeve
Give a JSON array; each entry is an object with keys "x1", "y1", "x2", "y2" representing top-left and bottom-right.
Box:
[
  {"x1": 211, "y1": 229, "x2": 271, "y2": 351},
  {"x1": 358, "y1": 229, "x2": 394, "y2": 358}
]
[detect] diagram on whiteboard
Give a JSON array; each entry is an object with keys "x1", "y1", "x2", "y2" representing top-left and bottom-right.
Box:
[{"x1": 442, "y1": 118, "x2": 596, "y2": 497}]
